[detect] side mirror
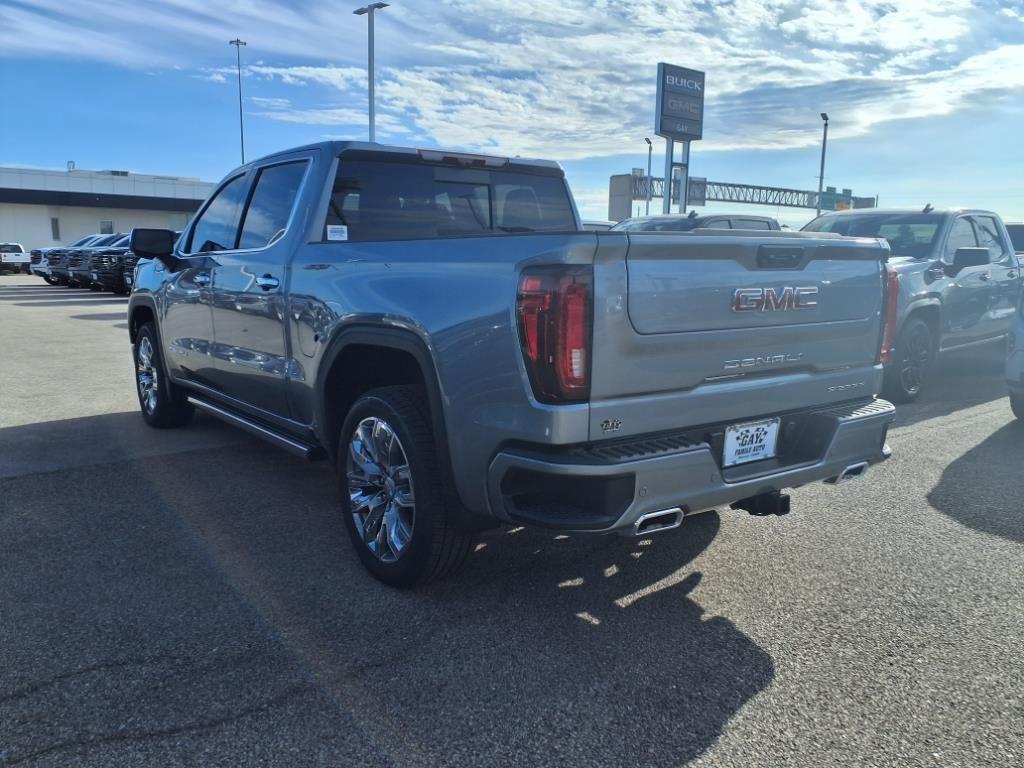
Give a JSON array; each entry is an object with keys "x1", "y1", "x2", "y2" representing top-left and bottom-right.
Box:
[
  {"x1": 946, "y1": 246, "x2": 990, "y2": 276},
  {"x1": 130, "y1": 228, "x2": 176, "y2": 259}
]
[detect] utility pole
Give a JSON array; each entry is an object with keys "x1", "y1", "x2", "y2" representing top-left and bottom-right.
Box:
[
  {"x1": 816, "y1": 112, "x2": 829, "y2": 216},
  {"x1": 644, "y1": 137, "x2": 653, "y2": 215},
  {"x1": 229, "y1": 38, "x2": 247, "y2": 164},
  {"x1": 354, "y1": 3, "x2": 389, "y2": 142}
]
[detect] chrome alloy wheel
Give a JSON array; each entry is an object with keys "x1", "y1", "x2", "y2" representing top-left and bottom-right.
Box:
[
  {"x1": 136, "y1": 336, "x2": 159, "y2": 414},
  {"x1": 346, "y1": 417, "x2": 415, "y2": 563}
]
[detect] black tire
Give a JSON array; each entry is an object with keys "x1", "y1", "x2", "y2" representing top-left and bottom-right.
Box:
[
  {"x1": 1012, "y1": 393, "x2": 1024, "y2": 421},
  {"x1": 132, "y1": 322, "x2": 194, "y2": 428},
  {"x1": 22, "y1": 264, "x2": 31, "y2": 275},
  {"x1": 338, "y1": 385, "x2": 473, "y2": 588},
  {"x1": 42, "y1": 275, "x2": 57, "y2": 285},
  {"x1": 883, "y1": 318, "x2": 934, "y2": 403}
]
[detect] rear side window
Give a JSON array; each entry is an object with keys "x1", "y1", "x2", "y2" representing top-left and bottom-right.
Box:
[
  {"x1": 187, "y1": 175, "x2": 249, "y2": 254},
  {"x1": 0, "y1": 244, "x2": 23, "y2": 253},
  {"x1": 325, "y1": 158, "x2": 576, "y2": 242},
  {"x1": 238, "y1": 162, "x2": 307, "y2": 250},
  {"x1": 732, "y1": 218, "x2": 771, "y2": 230},
  {"x1": 971, "y1": 216, "x2": 1009, "y2": 263}
]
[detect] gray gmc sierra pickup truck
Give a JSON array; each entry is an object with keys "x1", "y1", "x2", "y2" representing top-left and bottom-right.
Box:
[
  {"x1": 127, "y1": 141, "x2": 895, "y2": 587},
  {"x1": 804, "y1": 208, "x2": 1022, "y2": 402}
]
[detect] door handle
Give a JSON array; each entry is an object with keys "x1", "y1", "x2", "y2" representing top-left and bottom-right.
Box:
[
  {"x1": 193, "y1": 272, "x2": 211, "y2": 286},
  {"x1": 979, "y1": 273, "x2": 990, "y2": 282},
  {"x1": 1008, "y1": 271, "x2": 1018, "y2": 279},
  {"x1": 255, "y1": 274, "x2": 280, "y2": 290}
]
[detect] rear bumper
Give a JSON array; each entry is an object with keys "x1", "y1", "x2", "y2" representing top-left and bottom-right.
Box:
[{"x1": 486, "y1": 398, "x2": 895, "y2": 533}]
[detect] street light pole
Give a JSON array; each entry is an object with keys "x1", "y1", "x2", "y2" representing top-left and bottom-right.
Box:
[
  {"x1": 816, "y1": 112, "x2": 829, "y2": 216},
  {"x1": 644, "y1": 137, "x2": 652, "y2": 215},
  {"x1": 229, "y1": 38, "x2": 247, "y2": 164},
  {"x1": 354, "y1": 3, "x2": 389, "y2": 142}
]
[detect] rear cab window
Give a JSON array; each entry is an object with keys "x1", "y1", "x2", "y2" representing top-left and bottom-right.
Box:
[{"x1": 323, "y1": 153, "x2": 577, "y2": 242}]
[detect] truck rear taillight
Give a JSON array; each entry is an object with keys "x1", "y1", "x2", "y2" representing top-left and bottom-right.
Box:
[
  {"x1": 879, "y1": 267, "x2": 900, "y2": 365},
  {"x1": 517, "y1": 267, "x2": 592, "y2": 403}
]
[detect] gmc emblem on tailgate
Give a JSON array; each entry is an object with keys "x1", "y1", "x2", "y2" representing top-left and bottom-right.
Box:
[{"x1": 732, "y1": 286, "x2": 819, "y2": 312}]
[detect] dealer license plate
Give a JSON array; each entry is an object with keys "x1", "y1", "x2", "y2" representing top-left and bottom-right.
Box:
[{"x1": 723, "y1": 418, "x2": 780, "y2": 467}]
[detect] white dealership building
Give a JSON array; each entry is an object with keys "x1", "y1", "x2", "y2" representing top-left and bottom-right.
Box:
[{"x1": 0, "y1": 166, "x2": 214, "y2": 249}]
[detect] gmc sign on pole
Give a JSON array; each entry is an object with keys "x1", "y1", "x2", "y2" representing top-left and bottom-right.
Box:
[{"x1": 656, "y1": 63, "x2": 705, "y2": 142}]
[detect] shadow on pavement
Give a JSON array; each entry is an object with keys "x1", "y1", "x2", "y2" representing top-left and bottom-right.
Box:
[
  {"x1": 14, "y1": 299, "x2": 129, "y2": 307},
  {"x1": 0, "y1": 411, "x2": 773, "y2": 767},
  {"x1": 893, "y1": 344, "x2": 1009, "y2": 429},
  {"x1": 927, "y1": 419, "x2": 1024, "y2": 543},
  {"x1": 68, "y1": 312, "x2": 127, "y2": 321}
]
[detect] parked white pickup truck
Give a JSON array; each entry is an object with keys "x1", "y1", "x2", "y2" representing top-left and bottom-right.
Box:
[{"x1": 0, "y1": 243, "x2": 31, "y2": 274}]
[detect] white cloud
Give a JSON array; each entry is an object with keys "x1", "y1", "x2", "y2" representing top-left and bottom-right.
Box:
[{"x1": 3, "y1": 0, "x2": 1022, "y2": 161}]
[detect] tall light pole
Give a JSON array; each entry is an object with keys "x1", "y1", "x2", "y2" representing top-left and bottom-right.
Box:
[
  {"x1": 229, "y1": 38, "x2": 247, "y2": 164},
  {"x1": 816, "y1": 112, "x2": 829, "y2": 216},
  {"x1": 354, "y1": 2, "x2": 389, "y2": 142},
  {"x1": 644, "y1": 137, "x2": 653, "y2": 215}
]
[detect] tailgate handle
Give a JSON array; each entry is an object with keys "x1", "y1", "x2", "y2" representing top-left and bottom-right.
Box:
[{"x1": 757, "y1": 246, "x2": 804, "y2": 269}]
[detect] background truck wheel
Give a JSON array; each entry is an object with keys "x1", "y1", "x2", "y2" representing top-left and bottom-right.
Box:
[
  {"x1": 884, "y1": 318, "x2": 934, "y2": 403},
  {"x1": 132, "y1": 322, "x2": 193, "y2": 428},
  {"x1": 42, "y1": 275, "x2": 57, "y2": 285},
  {"x1": 338, "y1": 385, "x2": 473, "y2": 588},
  {"x1": 1012, "y1": 393, "x2": 1024, "y2": 421}
]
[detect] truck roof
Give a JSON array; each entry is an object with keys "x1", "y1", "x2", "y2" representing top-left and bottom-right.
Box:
[
  {"x1": 249, "y1": 141, "x2": 563, "y2": 173},
  {"x1": 816, "y1": 207, "x2": 1000, "y2": 217}
]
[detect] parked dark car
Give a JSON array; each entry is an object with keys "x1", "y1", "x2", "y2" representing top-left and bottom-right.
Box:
[
  {"x1": 611, "y1": 212, "x2": 781, "y2": 232},
  {"x1": 67, "y1": 234, "x2": 124, "y2": 287},
  {"x1": 84, "y1": 234, "x2": 133, "y2": 293},
  {"x1": 803, "y1": 208, "x2": 1022, "y2": 402}
]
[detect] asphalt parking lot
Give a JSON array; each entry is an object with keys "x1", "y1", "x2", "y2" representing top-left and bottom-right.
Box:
[{"x1": 1, "y1": 273, "x2": 1021, "y2": 768}]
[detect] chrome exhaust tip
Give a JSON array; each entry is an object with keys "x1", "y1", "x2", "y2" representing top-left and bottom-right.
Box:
[
  {"x1": 827, "y1": 461, "x2": 869, "y2": 485},
  {"x1": 633, "y1": 508, "x2": 684, "y2": 536}
]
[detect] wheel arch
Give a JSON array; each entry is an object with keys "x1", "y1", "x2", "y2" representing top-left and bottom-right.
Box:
[
  {"x1": 315, "y1": 325, "x2": 486, "y2": 530},
  {"x1": 127, "y1": 296, "x2": 158, "y2": 344},
  {"x1": 902, "y1": 300, "x2": 942, "y2": 350}
]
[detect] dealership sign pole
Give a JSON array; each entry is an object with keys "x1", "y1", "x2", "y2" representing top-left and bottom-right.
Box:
[{"x1": 655, "y1": 63, "x2": 705, "y2": 214}]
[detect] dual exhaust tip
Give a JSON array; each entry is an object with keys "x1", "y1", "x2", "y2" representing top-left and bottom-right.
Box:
[{"x1": 634, "y1": 461, "x2": 869, "y2": 532}]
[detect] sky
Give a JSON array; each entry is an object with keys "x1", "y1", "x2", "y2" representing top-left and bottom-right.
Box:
[{"x1": 2, "y1": 0, "x2": 1024, "y2": 226}]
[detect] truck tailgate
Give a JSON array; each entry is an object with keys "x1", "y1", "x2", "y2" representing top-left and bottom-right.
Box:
[{"x1": 590, "y1": 231, "x2": 889, "y2": 438}]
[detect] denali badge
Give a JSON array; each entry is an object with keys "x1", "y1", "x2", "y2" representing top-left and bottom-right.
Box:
[
  {"x1": 732, "y1": 286, "x2": 819, "y2": 312},
  {"x1": 724, "y1": 353, "x2": 804, "y2": 370}
]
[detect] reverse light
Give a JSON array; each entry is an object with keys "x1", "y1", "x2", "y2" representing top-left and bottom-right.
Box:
[
  {"x1": 517, "y1": 266, "x2": 593, "y2": 403},
  {"x1": 879, "y1": 267, "x2": 900, "y2": 365}
]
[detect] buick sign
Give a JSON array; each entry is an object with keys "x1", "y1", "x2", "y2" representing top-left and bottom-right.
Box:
[{"x1": 656, "y1": 63, "x2": 705, "y2": 142}]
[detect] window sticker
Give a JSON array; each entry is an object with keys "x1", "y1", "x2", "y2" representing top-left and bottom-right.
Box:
[{"x1": 326, "y1": 224, "x2": 349, "y2": 241}]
